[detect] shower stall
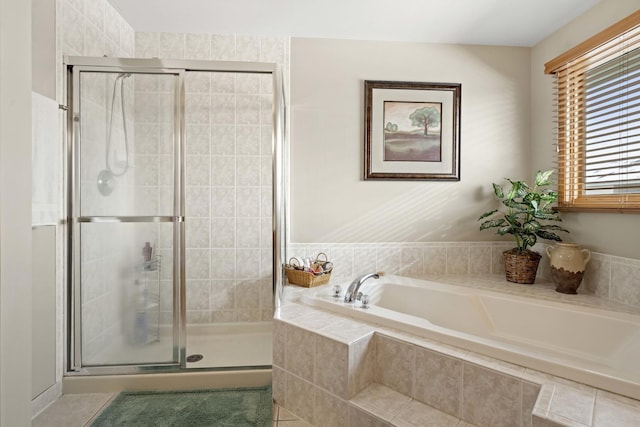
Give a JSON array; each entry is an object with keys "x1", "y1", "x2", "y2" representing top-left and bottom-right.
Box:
[{"x1": 65, "y1": 56, "x2": 285, "y2": 374}]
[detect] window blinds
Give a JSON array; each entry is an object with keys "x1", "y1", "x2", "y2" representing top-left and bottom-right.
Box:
[{"x1": 546, "y1": 10, "x2": 640, "y2": 210}]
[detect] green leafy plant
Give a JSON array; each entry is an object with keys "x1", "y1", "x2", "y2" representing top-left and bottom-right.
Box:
[{"x1": 478, "y1": 170, "x2": 569, "y2": 252}]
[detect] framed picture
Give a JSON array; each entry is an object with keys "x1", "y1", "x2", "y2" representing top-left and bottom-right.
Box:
[{"x1": 364, "y1": 80, "x2": 461, "y2": 180}]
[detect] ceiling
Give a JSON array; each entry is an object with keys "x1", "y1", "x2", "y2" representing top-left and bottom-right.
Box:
[{"x1": 108, "y1": 0, "x2": 600, "y2": 47}]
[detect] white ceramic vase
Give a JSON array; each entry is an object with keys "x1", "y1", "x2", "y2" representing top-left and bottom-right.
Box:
[{"x1": 545, "y1": 243, "x2": 591, "y2": 294}]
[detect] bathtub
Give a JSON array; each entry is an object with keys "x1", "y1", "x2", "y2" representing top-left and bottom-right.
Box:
[{"x1": 302, "y1": 275, "x2": 640, "y2": 400}]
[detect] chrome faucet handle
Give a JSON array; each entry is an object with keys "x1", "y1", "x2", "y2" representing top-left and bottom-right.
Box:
[
  {"x1": 356, "y1": 291, "x2": 363, "y2": 301},
  {"x1": 344, "y1": 271, "x2": 384, "y2": 303},
  {"x1": 331, "y1": 284, "x2": 342, "y2": 298},
  {"x1": 360, "y1": 294, "x2": 370, "y2": 309}
]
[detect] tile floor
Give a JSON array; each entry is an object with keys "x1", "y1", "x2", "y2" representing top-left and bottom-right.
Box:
[{"x1": 32, "y1": 392, "x2": 305, "y2": 426}]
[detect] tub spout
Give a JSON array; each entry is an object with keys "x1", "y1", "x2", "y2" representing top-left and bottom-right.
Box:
[{"x1": 344, "y1": 272, "x2": 384, "y2": 303}]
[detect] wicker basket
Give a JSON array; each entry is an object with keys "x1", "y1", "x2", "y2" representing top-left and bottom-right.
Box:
[
  {"x1": 284, "y1": 253, "x2": 333, "y2": 288},
  {"x1": 503, "y1": 249, "x2": 541, "y2": 284}
]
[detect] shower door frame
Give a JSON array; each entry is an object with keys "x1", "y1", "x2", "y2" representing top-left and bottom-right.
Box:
[{"x1": 64, "y1": 56, "x2": 286, "y2": 375}]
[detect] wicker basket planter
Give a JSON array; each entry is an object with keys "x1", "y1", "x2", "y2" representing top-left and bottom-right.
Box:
[
  {"x1": 503, "y1": 248, "x2": 541, "y2": 284},
  {"x1": 478, "y1": 171, "x2": 570, "y2": 285}
]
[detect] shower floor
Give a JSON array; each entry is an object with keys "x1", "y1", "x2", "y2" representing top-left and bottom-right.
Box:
[
  {"x1": 84, "y1": 322, "x2": 272, "y2": 369},
  {"x1": 186, "y1": 322, "x2": 273, "y2": 368}
]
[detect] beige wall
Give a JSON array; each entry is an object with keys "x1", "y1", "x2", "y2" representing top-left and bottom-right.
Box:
[
  {"x1": 1, "y1": 0, "x2": 33, "y2": 425},
  {"x1": 531, "y1": 0, "x2": 640, "y2": 259},
  {"x1": 31, "y1": 0, "x2": 55, "y2": 99},
  {"x1": 290, "y1": 38, "x2": 531, "y2": 243}
]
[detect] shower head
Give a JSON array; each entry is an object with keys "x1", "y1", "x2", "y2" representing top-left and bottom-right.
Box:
[{"x1": 101, "y1": 71, "x2": 132, "y2": 192}]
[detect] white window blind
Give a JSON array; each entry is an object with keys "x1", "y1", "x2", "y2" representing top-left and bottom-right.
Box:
[{"x1": 584, "y1": 46, "x2": 640, "y2": 194}]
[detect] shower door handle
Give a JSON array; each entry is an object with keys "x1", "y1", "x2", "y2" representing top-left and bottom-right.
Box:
[{"x1": 77, "y1": 216, "x2": 176, "y2": 223}]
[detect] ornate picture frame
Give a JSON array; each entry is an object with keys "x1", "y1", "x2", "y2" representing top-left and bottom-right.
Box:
[{"x1": 364, "y1": 80, "x2": 461, "y2": 180}]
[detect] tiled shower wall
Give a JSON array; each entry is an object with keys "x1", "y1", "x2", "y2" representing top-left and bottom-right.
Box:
[
  {"x1": 135, "y1": 32, "x2": 290, "y2": 324},
  {"x1": 57, "y1": 0, "x2": 135, "y2": 96}
]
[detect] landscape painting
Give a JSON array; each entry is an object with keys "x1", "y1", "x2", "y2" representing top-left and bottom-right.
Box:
[
  {"x1": 364, "y1": 80, "x2": 461, "y2": 181},
  {"x1": 383, "y1": 101, "x2": 442, "y2": 162}
]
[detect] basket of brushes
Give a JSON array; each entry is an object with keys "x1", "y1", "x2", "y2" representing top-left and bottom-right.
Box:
[{"x1": 284, "y1": 252, "x2": 333, "y2": 288}]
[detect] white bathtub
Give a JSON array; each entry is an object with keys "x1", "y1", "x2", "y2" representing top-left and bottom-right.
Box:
[{"x1": 302, "y1": 275, "x2": 640, "y2": 400}]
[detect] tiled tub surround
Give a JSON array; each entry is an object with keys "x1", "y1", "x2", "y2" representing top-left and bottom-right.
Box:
[
  {"x1": 273, "y1": 280, "x2": 640, "y2": 427},
  {"x1": 287, "y1": 242, "x2": 640, "y2": 311},
  {"x1": 304, "y1": 275, "x2": 640, "y2": 399}
]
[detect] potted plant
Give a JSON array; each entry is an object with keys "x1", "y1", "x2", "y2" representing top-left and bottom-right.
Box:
[{"x1": 478, "y1": 169, "x2": 569, "y2": 284}]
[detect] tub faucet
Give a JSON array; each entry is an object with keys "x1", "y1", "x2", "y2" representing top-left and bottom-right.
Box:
[{"x1": 344, "y1": 272, "x2": 384, "y2": 303}]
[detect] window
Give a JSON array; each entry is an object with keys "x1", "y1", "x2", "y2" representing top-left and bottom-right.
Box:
[{"x1": 545, "y1": 10, "x2": 640, "y2": 211}]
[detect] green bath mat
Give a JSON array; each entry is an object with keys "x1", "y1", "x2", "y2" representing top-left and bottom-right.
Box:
[{"x1": 91, "y1": 386, "x2": 272, "y2": 427}]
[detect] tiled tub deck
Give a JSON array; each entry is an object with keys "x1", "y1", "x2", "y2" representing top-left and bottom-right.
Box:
[{"x1": 273, "y1": 276, "x2": 640, "y2": 427}]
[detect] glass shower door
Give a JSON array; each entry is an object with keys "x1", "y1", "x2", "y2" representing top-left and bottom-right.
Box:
[{"x1": 71, "y1": 69, "x2": 181, "y2": 368}]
